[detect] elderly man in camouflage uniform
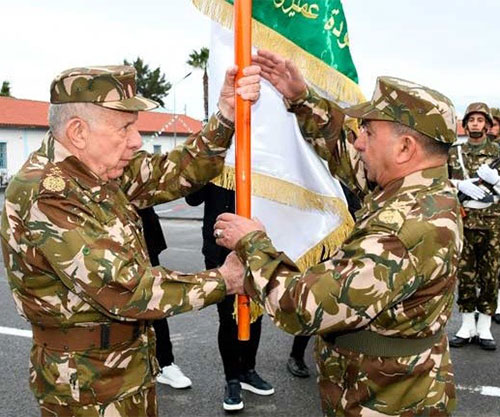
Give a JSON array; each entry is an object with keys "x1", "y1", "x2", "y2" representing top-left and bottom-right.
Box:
[
  {"x1": 0, "y1": 64, "x2": 260, "y2": 417},
  {"x1": 213, "y1": 50, "x2": 463, "y2": 417},
  {"x1": 448, "y1": 103, "x2": 500, "y2": 350}
]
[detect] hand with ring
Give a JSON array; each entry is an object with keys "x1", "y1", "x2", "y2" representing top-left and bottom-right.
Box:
[{"x1": 213, "y1": 213, "x2": 265, "y2": 250}]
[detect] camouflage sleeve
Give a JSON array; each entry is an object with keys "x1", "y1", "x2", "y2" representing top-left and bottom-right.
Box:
[
  {"x1": 120, "y1": 113, "x2": 234, "y2": 208},
  {"x1": 286, "y1": 86, "x2": 369, "y2": 199},
  {"x1": 235, "y1": 230, "x2": 416, "y2": 336},
  {"x1": 29, "y1": 196, "x2": 226, "y2": 321}
]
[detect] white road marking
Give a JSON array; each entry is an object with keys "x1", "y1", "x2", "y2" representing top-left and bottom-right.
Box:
[
  {"x1": 0, "y1": 327, "x2": 199, "y2": 343},
  {"x1": 457, "y1": 384, "x2": 500, "y2": 397},
  {"x1": 0, "y1": 325, "x2": 32, "y2": 338}
]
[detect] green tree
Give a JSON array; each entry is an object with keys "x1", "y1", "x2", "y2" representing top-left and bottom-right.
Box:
[
  {"x1": 187, "y1": 47, "x2": 209, "y2": 122},
  {"x1": 0, "y1": 81, "x2": 11, "y2": 97},
  {"x1": 123, "y1": 57, "x2": 171, "y2": 107}
]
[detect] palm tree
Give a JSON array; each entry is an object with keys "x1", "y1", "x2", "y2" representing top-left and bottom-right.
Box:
[
  {"x1": 0, "y1": 81, "x2": 11, "y2": 97},
  {"x1": 187, "y1": 47, "x2": 209, "y2": 122}
]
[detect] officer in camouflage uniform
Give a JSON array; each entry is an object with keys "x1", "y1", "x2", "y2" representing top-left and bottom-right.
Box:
[
  {"x1": 448, "y1": 102, "x2": 499, "y2": 350},
  {"x1": 213, "y1": 50, "x2": 463, "y2": 417},
  {"x1": 488, "y1": 107, "x2": 500, "y2": 141},
  {"x1": 0, "y1": 64, "x2": 261, "y2": 417}
]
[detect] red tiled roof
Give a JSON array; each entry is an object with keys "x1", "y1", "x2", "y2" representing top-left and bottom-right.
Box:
[
  {"x1": 457, "y1": 120, "x2": 466, "y2": 136},
  {"x1": 0, "y1": 96, "x2": 201, "y2": 135}
]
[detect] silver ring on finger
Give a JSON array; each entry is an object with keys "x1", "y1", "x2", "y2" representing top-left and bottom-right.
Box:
[{"x1": 214, "y1": 229, "x2": 223, "y2": 239}]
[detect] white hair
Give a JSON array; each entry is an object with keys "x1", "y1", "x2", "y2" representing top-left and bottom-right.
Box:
[{"x1": 48, "y1": 102, "x2": 104, "y2": 139}]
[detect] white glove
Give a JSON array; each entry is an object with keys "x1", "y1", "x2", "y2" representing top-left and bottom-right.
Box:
[
  {"x1": 477, "y1": 164, "x2": 500, "y2": 185},
  {"x1": 457, "y1": 178, "x2": 486, "y2": 200}
]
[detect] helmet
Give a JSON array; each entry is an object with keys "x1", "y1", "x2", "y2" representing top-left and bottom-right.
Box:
[{"x1": 462, "y1": 102, "x2": 493, "y2": 128}]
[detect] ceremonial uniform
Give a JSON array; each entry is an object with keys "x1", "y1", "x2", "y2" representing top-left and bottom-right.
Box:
[
  {"x1": 448, "y1": 139, "x2": 500, "y2": 314},
  {"x1": 234, "y1": 79, "x2": 462, "y2": 416},
  {"x1": 0, "y1": 66, "x2": 235, "y2": 416}
]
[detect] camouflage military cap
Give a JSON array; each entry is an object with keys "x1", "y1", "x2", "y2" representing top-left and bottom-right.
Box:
[
  {"x1": 490, "y1": 107, "x2": 500, "y2": 122},
  {"x1": 462, "y1": 102, "x2": 493, "y2": 128},
  {"x1": 344, "y1": 76, "x2": 457, "y2": 144},
  {"x1": 50, "y1": 65, "x2": 159, "y2": 111}
]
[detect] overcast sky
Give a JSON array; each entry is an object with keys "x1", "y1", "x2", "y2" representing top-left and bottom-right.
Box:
[{"x1": 1, "y1": 0, "x2": 499, "y2": 119}]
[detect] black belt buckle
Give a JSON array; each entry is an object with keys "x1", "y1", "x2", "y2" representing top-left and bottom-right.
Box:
[{"x1": 100, "y1": 324, "x2": 111, "y2": 349}]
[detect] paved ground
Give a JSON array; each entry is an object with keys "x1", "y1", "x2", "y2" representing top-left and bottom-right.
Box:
[{"x1": 0, "y1": 203, "x2": 499, "y2": 416}]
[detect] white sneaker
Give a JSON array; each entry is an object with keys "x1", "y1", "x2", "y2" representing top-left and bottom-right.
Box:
[{"x1": 157, "y1": 364, "x2": 192, "y2": 389}]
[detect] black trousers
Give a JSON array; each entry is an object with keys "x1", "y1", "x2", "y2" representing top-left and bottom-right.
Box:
[
  {"x1": 206, "y1": 259, "x2": 262, "y2": 381},
  {"x1": 290, "y1": 335, "x2": 311, "y2": 360}
]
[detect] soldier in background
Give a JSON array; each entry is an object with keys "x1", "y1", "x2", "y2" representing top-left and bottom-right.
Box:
[
  {"x1": 448, "y1": 103, "x2": 499, "y2": 350},
  {"x1": 488, "y1": 107, "x2": 500, "y2": 141},
  {"x1": 489, "y1": 108, "x2": 500, "y2": 324},
  {"x1": 214, "y1": 49, "x2": 462, "y2": 417},
  {"x1": 0, "y1": 64, "x2": 260, "y2": 416}
]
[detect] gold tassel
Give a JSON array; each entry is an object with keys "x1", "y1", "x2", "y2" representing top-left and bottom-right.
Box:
[{"x1": 192, "y1": 0, "x2": 366, "y2": 105}]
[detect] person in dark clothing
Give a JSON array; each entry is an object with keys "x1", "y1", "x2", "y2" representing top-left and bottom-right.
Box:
[
  {"x1": 185, "y1": 183, "x2": 274, "y2": 412},
  {"x1": 286, "y1": 182, "x2": 362, "y2": 379},
  {"x1": 137, "y1": 207, "x2": 192, "y2": 389}
]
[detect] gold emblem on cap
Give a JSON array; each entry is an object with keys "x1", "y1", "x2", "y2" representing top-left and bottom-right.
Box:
[
  {"x1": 43, "y1": 175, "x2": 65, "y2": 192},
  {"x1": 378, "y1": 210, "x2": 404, "y2": 225}
]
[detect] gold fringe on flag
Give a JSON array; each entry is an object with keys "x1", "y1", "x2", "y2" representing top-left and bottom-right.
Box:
[
  {"x1": 192, "y1": 0, "x2": 365, "y2": 106},
  {"x1": 212, "y1": 165, "x2": 350, "y2": 215},
  {"x1": 295, "y1": 218, "x2": 354, "y2": 271},
  {"x1": 215, "y1": 165, "x2": 355, "y2": 325}
]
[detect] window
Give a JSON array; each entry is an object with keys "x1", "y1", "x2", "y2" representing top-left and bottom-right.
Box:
[
  {"x1": 0, "y1": 143, "x2": 6, "y2": 169},
  {"x1": 153, "y1": 144, "x2": 161, "y2": 155}
]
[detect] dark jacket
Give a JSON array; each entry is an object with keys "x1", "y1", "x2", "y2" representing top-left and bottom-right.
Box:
[
  {"x1": 137, "y1": 206, "x2": 167, "y2": 264},
  {"x1": 185, "y1": 183, "x2": 234, "y2": 267}
]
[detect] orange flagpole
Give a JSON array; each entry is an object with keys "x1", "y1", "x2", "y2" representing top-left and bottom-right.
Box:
[{"x1": 234, "y1": 0, "x2": 252, "y2": 341}]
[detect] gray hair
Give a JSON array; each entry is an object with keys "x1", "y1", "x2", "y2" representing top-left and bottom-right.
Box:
[
  {"x1": 390, "y1": 123, "x2": 451, "y2": 157},
  {"x1": 48, "y1": 102, "x2": 103, "y2": 139}
]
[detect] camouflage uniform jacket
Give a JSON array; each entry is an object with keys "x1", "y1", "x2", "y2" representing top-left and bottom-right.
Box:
[
  {"x1": 235, "y1": 87, "x2": 463, "y2": 415},
  {"x1": 0, "y1": 115, "x2": 232, "y2": 406},
  {"x1": 448, "y1": 139, "x2": 500, "y2": 229}
]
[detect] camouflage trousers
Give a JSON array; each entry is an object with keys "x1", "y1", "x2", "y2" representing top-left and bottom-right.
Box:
[
  {"x1": 314, "y1": 335, "x2": 455, "y2": 416},
  {"x1": 458, "y1": 228, "x2": 500, "y2": 315},
  {"x1": 39, "y1": 386, "x2": 157, "y2": 417}
]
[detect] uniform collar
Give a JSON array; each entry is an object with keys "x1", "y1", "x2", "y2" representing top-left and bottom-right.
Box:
[
  {"x1": 361, "y1": 165, "x2": 449, "y2": 215},
  {"x1": 462, "y1": 138, "x2": 498, "y2": 156}
]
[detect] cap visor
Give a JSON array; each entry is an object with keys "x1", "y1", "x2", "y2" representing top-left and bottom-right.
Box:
[
  {"x1": 97, "y1": 96, "x2": 159, "y2": 112},
  {"x1": 343, "y1": 101, "x2": 394, "y2": 122}
]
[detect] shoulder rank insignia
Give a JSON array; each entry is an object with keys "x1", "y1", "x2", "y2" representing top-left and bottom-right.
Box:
[{"x1": 42, "y1": 175, "x2": 66, "y2": 192}]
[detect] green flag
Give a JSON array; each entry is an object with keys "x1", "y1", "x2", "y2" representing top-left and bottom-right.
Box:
[{"x1": 192, "y1": 0, "x2": 364, "y2": 105}]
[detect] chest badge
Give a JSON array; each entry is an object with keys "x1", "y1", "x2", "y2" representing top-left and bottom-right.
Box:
[
  {"x1": 378, "y1": 210, "x2": 404, "y2": 225},
  {"x1": 42, "y1": 175, "x2": 66, "y2": 192}
]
